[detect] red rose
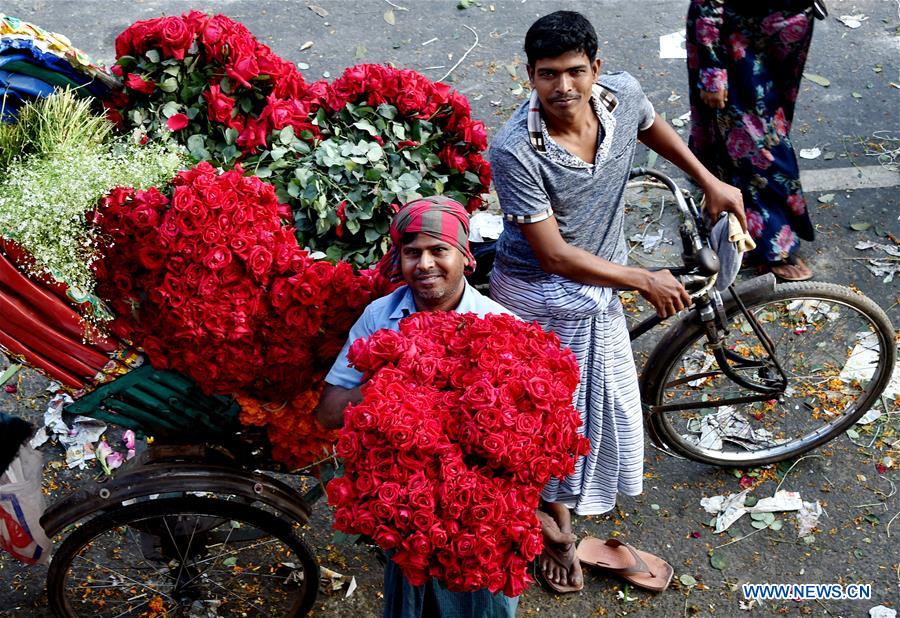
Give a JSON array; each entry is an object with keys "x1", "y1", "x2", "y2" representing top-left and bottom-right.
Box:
[
  {"x1": 325, "y1": 476, "x2": 356, "y2": 506},
  {"x1": 124, "y1": 73, "x2": 156, "y2": 95},
  {"x1": 203, "y1": 245, "x2": 232, "y2": 270},
  {"x1": 157, "y1": 16, "x2": 194, "y2": 60},
  {"x1": 226, "y1": 54, "x2": 260, "y2": 89},
  {"x1": 166, "y1": 113, "x2": 189, "y2": 131},
  {"x1": 204, "y1": 84, "x2": 235, "y2": 123},
  {"x1": 137, "y1": 245, "x2": 167, "y2": 270},
  {"x1": 236, "y1": 116, "x2": 268, "y2": 152},
  {"x1": 438, "y1": 144, "x2": 468, "y2": 173},
  {"x1": 373, "y1": 525, "x2": 403, "y2": 550}
]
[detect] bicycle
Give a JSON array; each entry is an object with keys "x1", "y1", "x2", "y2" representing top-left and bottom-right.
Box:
[
  {"x1": 473, "y1": 167, "x2": 896, "y2": 467},
  {"x1": 34, "y1": 374, "x2": 324, "y2": 618}
]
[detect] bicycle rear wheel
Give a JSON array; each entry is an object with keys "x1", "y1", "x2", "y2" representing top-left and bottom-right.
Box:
[
  {"x1": 643, "y1": 281, "x2": 896, "y2": 466},
  {"x1": 47, "y1": 497, "x2": 319, "y2": 617}
]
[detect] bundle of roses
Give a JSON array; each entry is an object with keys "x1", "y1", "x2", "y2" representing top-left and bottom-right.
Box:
[
  {"x1": 237, "y1": 388, "x2": 337, "y2": 470},
  {"x1": 326, "y1": 312, "x2": 589, "y2": 596},
  {"x1": 288, "y1": 64, "x2": 492, "y2": 266},
  {"x1": 111, "y1": 13, "x2": 491, "y2": 268},
  {"x1": 109, "y1": 11, "x2": 323, "y2": 165},
  {"x1": 91, "y1": 162, "x2": 393, "y2": 467}
]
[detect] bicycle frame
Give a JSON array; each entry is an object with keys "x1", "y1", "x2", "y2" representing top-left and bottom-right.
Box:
[{"x1": 625, "y1": 169, "x2": 790, "y2": 425}]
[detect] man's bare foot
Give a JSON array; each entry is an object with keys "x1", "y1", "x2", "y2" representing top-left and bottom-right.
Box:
[{"x1": 536, "y1": 509, "x2": 583, "y2": 590}]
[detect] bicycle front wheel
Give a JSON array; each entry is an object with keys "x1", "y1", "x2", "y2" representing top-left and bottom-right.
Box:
[
  {"x1": 47, "y1": 497, "x2": 319, "y2": 617},
  {"x1": 643, "y1": 281, "x2": 896, "y2": 466}
]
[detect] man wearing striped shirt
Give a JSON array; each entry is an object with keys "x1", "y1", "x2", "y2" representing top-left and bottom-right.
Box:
[{"x1": 489, "y1": 11, "x2": 746, "y2": 593}]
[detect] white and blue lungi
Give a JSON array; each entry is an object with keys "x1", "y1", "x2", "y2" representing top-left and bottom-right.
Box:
[{"x1": 490, "y1": 269, "x2": 643, "y2": 516}]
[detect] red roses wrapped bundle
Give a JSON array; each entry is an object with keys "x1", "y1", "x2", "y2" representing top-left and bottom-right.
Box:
[
  {"x1": 92, "y1": 162, "x2": 393, "y2": 467},
  {"x1": 327, "y1": 312, "x2": 590, "y2": 596},
  {"x1": 292, "y1": 64, "x2": 491, "y2": 265},
  {"x1": 324, "y1": 63, "x2": 491, "y2": 195},
  {"x1": 110, "y1": 12, "x2": 492, "y2": 267},
  {"x1": 110, "y1": 11, "x2": 323, "y2": 158}
]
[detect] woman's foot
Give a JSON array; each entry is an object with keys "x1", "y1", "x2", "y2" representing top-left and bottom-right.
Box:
[
  {"x1": 536, "y1": 507, "x2": 583, "y2": 592},
  {"x1": 767, "y1": 255, "x2": 813, "y2": 281}
]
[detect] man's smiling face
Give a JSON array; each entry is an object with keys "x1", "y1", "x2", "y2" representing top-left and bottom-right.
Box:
[
  {"x1": 528, "y1": 50, "x2": 601, "y2": 126},
  {"x1": 400, "y1": 233, "x2": 467, "y2": 310}
]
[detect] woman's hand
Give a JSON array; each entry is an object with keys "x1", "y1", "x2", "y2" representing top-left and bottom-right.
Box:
[
  {"x1": 700, "y1": 89, "x2": 727, "y2": 109},
  {"x1": 701, "y1": 177, "x2": 747, "y2": 231}
]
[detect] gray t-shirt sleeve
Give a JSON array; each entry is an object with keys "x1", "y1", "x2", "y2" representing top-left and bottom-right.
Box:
[
  {"x1": 490, "y1": 147, "x2": 552, "y2": 218},
  {"x1": 636, "y1": 86, "x2": 656, "y2": 131}
]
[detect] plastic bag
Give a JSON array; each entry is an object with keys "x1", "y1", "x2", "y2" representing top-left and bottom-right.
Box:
[{"x1": 0, "y1": 444, "x2": 51, "y2": 564}]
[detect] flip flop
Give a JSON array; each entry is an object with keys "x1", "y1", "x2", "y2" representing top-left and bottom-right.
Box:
[
  {"x1": 534, "y1": 547, "x2": 584, "y2": 594},
  {"x1": 757, "y1": 255, "x2": 814, "y2": 282},
  {"x1": 576, "y1": 537, "x2": 674, "y2": 592}
]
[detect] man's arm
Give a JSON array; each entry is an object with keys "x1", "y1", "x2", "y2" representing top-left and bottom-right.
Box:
[
  {"x1": 638, "y1": 113, "x2": 746, "y2": 230},
  {"x1": 519, "y1": 216, "x2": 691, "y2": 318},
  {"x1": 315, "y1": 384, "x2": 363, "y2": 430}
]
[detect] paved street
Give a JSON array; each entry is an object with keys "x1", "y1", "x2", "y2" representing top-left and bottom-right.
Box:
[{"x1": 1, "y1": 1, "x2": 897, "y2": 616}]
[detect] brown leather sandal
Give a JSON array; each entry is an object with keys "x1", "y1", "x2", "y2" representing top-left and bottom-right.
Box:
[{"x1": 576, "y1": 537, "x2": 674, "y2": 592}]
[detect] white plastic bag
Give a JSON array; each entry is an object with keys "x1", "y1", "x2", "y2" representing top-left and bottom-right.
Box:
[{"x1": 0, "y1": 444, "x2": 51, "y2": 564}]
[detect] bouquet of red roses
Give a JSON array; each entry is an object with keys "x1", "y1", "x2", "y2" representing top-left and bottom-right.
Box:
[
  {"x1": 111, "y1": 13, "x2": 491, "y2": 268},
  {"x1": 327, "y1": 312, "x2": 589, "y2": 596},
  {"x1": 110, "y1": 11, "x2": 323, "y2": 163},
  {"x1": 91, "y1": 162, "x2": 393, "y2": 467},
  {"x1": 290, "y1": 64, "x2": 491, "y2": 266}
]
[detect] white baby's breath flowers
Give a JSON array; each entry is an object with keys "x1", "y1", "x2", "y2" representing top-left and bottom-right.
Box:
[{"x1": 0, "y1": 90, "x2": 182, "y2": 306}]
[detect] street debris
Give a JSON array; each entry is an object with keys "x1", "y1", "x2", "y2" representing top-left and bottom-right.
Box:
[
  {"x1": 438, "y1": 25, "x2": 479, "y2": 82},
  {"x1": 701, "y1": 489, "x2": 803, "y2": 533},
  {"x1": 319, "y1": 566, "x2": 358, "y2": 597},
  {"x1": 803, "y1": 72, "x2": 830, "y2": 87},
  {"x1": 869, "y1": 606, "x2": 897, "y2": 618},
  {"x1": 837, "y1": 14, "x2": 868, "y2": 29},
  {"x1": 839, "y1": 331, "x2": 900, "y2": 398},
  {"x1": 855, "y1": 241, "x2": 900, "y2": 257},
  {"x1": 796, "y1": 500, "x2": 824, "y2": 537},
  {"x1": 670, "y1": 111, "x2": 691, "y2": 128},
  {"x1": 468, "y1": 211, "x2": 503, "y2": 242},
  {"x1": 681, "y1": 350, "x2": 714, "y2": 387},
  {"x1": 862, "y1": 130, "x2": 900, "y2": 171},
  {"x1": 28, "y1": 392, "x2": 107, "y2": 469},
  {"x1": 856, "y1": 407, "x2": 883, "y2": 425},
  {"x1": 854, "y1": 239, "x2": 900, "y2": 282},
  {"x1": 684, "y1": 407, "x2": 786, "y2": 452},
  {"x1": 0, "y1": 363, "x2": 20, "y2": 387},
  {"x1": 659, "y1": 31, "x2": 687, "y2": 59},
  {"x1": 798, "y1": 147, "x2": 822, "y2": 159},
  {"x1": 629, "y1": 228, "x2": 671, "y2": 254}
]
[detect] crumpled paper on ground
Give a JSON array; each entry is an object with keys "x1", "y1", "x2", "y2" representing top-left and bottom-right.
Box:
[
  {"x1": 840, "y1": 331, "x2": 900, "y2": 399},
  {"x1": 468, "y1": 212, "x2": 503, "y2": 242},
  {"x1": 796, "y1": 500, "x2": 824, "y2": 537},
  {"x1": 701, "y1": 489, "x2": 804, "y2": 533},
  {"x1": 869, "y1": 605, "x2": 897, "y2": 618},
  {"x1": 684, "y1": 407, "x2": 785, "y2": 451},
  {"x1": 28, "y1": 392, "x2": 107, "y2": 469}
]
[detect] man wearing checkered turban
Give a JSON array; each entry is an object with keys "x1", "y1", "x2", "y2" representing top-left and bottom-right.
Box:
[
  {"x1": 379, "y1": 195, "x2": 476, "y2": 281},
  {"x1": 317, "y1": 196, "x2": 518, "y2": 617}
]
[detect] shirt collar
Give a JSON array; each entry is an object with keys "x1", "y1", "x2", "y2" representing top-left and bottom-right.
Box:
[
  {"x1": 527, "y1": 83, "x2": 619, "y2": 153},
  {"x1": 388, "y1": 282, "x2": 478, "y2": 320}
]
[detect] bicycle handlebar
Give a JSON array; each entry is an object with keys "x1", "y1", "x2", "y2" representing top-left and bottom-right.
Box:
[{"x1": 628, "y1": 167, "x2": 720, "y2": 283}]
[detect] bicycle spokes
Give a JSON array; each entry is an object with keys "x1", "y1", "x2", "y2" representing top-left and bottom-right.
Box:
[{"x1": 652, "y1": 293, "x2": 890, "y2": 460}]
